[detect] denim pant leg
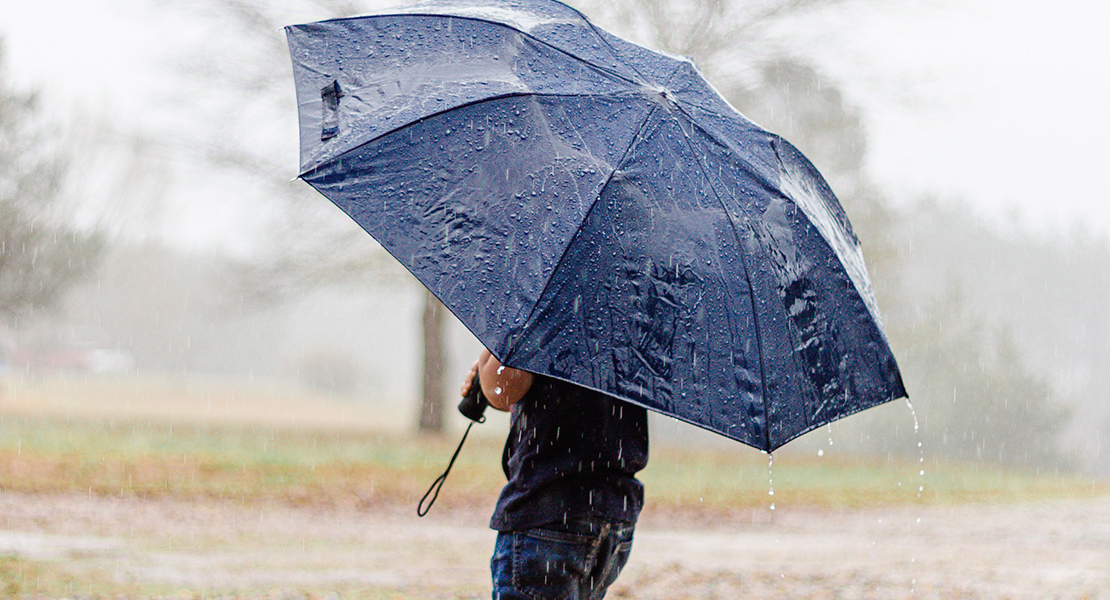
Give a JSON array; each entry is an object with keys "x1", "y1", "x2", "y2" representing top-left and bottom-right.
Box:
[{"x1": 492, "y1": 516, "x2": 636, "y2": 600}]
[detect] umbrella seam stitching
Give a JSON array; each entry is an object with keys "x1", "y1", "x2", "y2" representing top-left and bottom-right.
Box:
[
  {"x1": 294, "y1": 11, "x2": 680, "y2": 171},
  {"x1": 668, "y1": 107, "x2": 907, "y2": 448},
  {"x1": 667, "y1": 101, "x2": 775, "y2": 452},
  {"x1": 504, "y1": 99, "x2": 666, "y2": 363},
  {"x1": 301, "y1": 91, "x2": 630, "y2": 177},
  {"x1": 321, "y1": 11, "x2": 648, "y2": 87}
]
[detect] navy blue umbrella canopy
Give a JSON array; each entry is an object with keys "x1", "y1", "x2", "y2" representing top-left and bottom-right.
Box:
[{"x1": 286, "y1": 0, "x2": 906, "y2": 451}]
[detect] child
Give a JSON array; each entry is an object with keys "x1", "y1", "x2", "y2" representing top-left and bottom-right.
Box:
[{"x1": 462, "y1": 349, "x2": 649, "y2": 599}]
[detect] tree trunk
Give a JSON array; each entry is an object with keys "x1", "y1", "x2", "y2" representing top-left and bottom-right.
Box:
[{"x1": 418, "y1": 289, "x2": 447, "y2": 433}]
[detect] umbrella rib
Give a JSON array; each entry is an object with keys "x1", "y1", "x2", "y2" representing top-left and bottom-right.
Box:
[
  {"x1": 667, "y1": 106, "x2": 775, "y2": 452},
  {"x1": 303, "y1": 89, "x2": 661, "y2": 179},
  {"x1": 668, "y1": 107, "x2": 901, "y2": 448},
  {"x1": 299, "y1": 12, "x2": 687, "y2": 175},
  {"x1": 365, "y1": 11, "x2": 649, "y2": 88},
  {"x1": 578, "y1": 12, "x2": 654, "y2": 85},
  {"x1": 503, "y1": 98, "x2": 665, "y2": 363}
]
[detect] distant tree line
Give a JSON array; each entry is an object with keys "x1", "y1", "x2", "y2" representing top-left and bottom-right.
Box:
[{"x1": 0, "y1": 41, "x2": 102, "y2": 332}]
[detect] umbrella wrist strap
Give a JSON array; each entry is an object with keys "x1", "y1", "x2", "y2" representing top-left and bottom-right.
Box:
[{"x1": 417, "y1": 421, "x2": 475, "y2": 517}]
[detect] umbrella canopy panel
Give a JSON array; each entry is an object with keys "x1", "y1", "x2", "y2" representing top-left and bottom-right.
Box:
[{"x1": 287, "y1": 0, "x2": 906, "y2": 451}]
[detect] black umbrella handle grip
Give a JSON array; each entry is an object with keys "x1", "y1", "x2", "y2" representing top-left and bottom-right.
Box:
[
  {"x1": 458, "y1": 373, "x2": 489, "y2": 423},
  {"x1": 417, "y1": 374, "x2": 488, "y2": 517}
]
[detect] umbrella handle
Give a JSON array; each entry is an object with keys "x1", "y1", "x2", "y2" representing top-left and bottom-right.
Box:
[
  {"x1": 418, "y1": 420, "x2": 476, "y2": 517},
  {"x1": 417, "y1": 374, "x2": 489, "y2": 517},
  {"x1": 458, "y1": 373, "x2": 489, "y2": 423}
]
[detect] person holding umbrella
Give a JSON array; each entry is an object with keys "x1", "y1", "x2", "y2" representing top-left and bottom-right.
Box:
[
  {"x1": 287, "y1": 0, "x2": 906, "y2": 597},
  {"x1": 462, "y1": 349, "x2": 648, "y2": 600}
]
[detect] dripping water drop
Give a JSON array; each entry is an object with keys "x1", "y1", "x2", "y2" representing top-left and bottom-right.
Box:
[{"x1": 767, "y1": 453, "x2": 776, "y2": 510}]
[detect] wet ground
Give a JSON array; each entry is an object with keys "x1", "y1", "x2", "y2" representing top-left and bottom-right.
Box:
[{"x1": 1, "y1": 491, "x2": 1108, "y2": 599}]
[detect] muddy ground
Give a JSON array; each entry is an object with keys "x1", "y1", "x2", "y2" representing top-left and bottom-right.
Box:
[{"x1": 1, "y1": 491, "x2": 1108, "y2": 599}]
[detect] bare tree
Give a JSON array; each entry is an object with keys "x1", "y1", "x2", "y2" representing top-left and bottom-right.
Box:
[
  {"x1": 419, "y1": 294, "x2": 448, "y2": 432},
  {"x1": 0, "y1": 42, "x2": 103, "y2": 327}
]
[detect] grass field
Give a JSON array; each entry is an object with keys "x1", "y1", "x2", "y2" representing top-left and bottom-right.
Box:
[
  {"x1": 1, "y1": 373, "x2": 1104, "y2": 512},
  {"x1": 2, "y1": 374, "x2": 1108, "y2": 599}
]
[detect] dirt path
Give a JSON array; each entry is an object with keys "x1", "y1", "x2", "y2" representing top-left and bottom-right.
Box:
[{"x1": 2, "y1": 491, "x2": 1108, "y2": 599}]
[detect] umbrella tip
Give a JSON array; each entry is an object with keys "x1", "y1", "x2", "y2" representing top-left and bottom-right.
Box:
[{"x1": 643, "y1": 84, "x2": 675, "y2": 108}]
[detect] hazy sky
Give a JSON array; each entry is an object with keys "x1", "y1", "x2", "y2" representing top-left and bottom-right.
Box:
[
  {"x1": 3, "y1": 0, "x2": 1109, "y2": 244},
  {"x1": 826, "y1": 0, "x2": 1110, "y2": 237}
]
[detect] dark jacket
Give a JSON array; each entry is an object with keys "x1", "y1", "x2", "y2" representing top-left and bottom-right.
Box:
[{"x1": 491, "y1": 375, "x2": 649, "y2": 531}]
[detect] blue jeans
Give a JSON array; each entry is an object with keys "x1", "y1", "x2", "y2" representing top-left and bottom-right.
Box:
[{"x1": 491, "y1": 516, "x2": 636, "y2": 600}]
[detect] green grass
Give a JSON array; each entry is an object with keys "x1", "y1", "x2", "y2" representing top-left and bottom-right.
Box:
[
  {"x1": 0, "y1": 554, "x2": 143, "y2": 600},
  {"x1": 0, "y1": 373, "x2": 1104, "y2": 511},
  {"x1": 0, "y1": 414, "x2": 508, "y2": 510},
  {"x1": 1, "y1": 411, "x2": 1104, "y2": 512},
  {"x1": 1, "y1": 379, "x2": 1107, "y2": 600},
  {"x1": 639, "y1": 444, "x2": 1106, "y2": 509},
  {"x1": 0, "y1": 551, "x2": 434, "y2": 600}
]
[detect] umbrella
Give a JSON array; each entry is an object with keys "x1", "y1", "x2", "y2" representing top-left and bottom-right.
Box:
[{"x1": 285, "y1": 0, "x2": 906, "y2": 452}]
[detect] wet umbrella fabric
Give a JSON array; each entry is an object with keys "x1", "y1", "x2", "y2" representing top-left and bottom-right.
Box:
[{"x1": 285, "y1": 0, "x2": 906, "y2": 452}]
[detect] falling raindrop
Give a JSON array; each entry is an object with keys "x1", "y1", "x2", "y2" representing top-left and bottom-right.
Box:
[
  {"x1": 766, "y1": 452, "x2": 775, "y2": 511},
  {"x1": 906, "y1": 398, "x2": 926, "y2": 499},
  {"x1": 906, "y1": 398, "x2": 926, "y2": 593}
]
